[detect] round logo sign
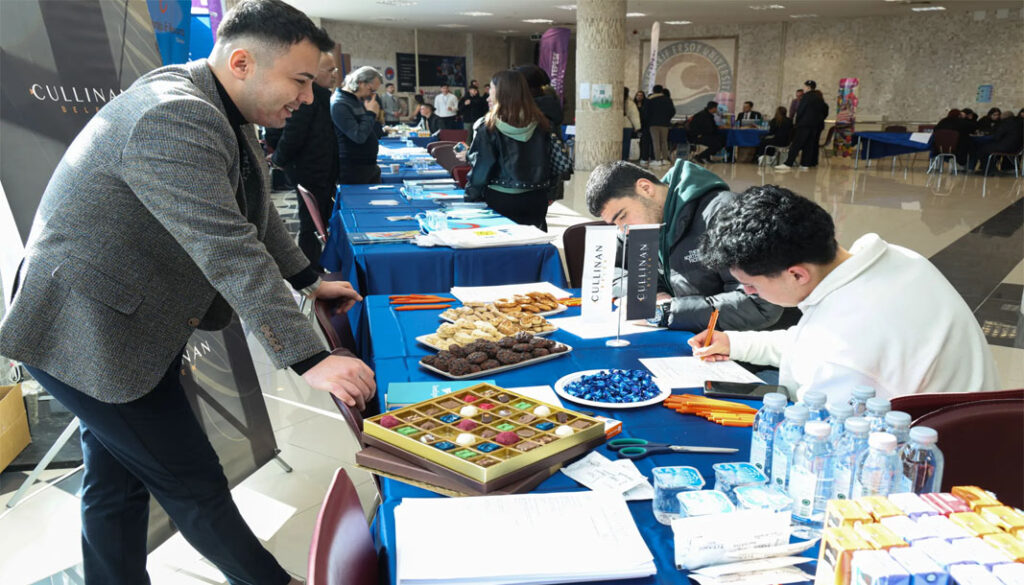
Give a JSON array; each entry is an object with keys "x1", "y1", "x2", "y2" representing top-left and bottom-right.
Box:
[{"x1": 385, "y1": 67, "x2": 395, "y2": 81}]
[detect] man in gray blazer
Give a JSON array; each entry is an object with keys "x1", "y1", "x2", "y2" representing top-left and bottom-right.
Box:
[{"x1": 0, "y1": 2, "x2": 368, "y2": 584}]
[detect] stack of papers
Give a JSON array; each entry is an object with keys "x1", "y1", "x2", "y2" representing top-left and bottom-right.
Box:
[
  {"x1": 449, "y1": 282, "x2": 571, "y2": 303},
  {"x1": 640, "y1": 356, "x2": 764, "y2": 389},
  {"x1": 395, "y1": 491, "x2": 655, "y2": 584},
  {"x1": 417, "y1": 224, "x2": 556, "y2": 249}
]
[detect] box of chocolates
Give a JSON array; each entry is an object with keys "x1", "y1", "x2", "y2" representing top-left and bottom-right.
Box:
[{"x1": 362, "y1": 383, "x2": 605, "y2": 491}]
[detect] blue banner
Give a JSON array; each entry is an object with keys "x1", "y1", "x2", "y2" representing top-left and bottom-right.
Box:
[{"x1": 148, "y1": 0, "x2": 191, "y2": 65}]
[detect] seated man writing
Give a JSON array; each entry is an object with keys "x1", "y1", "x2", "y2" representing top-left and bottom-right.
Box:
[
  {"x1": 586, "y1": 160, "x2": 782, "y2": 332},
  {"x1": 690, "y1": 184, "x2": 998, "y2": 403}
]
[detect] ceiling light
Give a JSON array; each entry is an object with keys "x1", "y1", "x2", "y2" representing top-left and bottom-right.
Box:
[
  {"x1": 555, "y1": 4, "x2": 577, "y2": 10},
  {"x1": 749, "y1": 3, "x2": 785, "y2": 9},
  {"x1": 626, "y1": 12, "x2": 646, "y2": 17},
  {"x1": 375, "y1": 0, "x2": 417, "y2": 6},
  {"x1": 496, "y1": 29, "x2": 519, "y2": 34},
  {"x1": 789, "y1": 13, "x2": 818, "y2": 18},
  {"x1": 911, "y1": 6, "x2": 945, "y2": 11},
  {"x1": 438, "y1": 23, "x2": 468, "y2": 28},
  {"x1": 458, "y1": 11, "x2": 492, "y2": 17},
  {"x1": 665, "y1": 20, "x2": 692, "y2": 25},
  {"x1": 522, "y1": 18, "x2": 554, "y2": 23}
]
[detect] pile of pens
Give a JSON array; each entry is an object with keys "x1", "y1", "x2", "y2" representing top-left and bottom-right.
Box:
[
  {"x1": 389, "y1": 294, "x2": 455, "y2": 311},
  {"x1": 662, "y1": 394, "x2": 757, "y2": 427}
]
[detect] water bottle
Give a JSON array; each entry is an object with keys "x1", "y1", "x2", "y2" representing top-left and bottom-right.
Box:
[
  {"x1": 899, "y1": 427, "x2": 945, "y2": 494},
  {"x1": 771, "y1": 405, "x2": 809, "y2": 490},
  {"x1": 826, "y1": 402, "x2": 854, "y2": 449},
  {"x1": 789, "y1": 421, "x2": 834, "y2": 537},
  {"x1": 849, "y1": 386, "x2": 876, "y2": 416},
  {"x1": 863, "y1": 397, "x2": 892, "y2": 432},
  {"x1": 884, "y1": 411, "x2": 912, "y2": 446},
  {"x1": 853, "y1": 432, "x2": 900, "y2": 497},
  {"x1": 831, "y1": 417, "x2": 870, "y2": 500},
  {"x1": 750, "y1": 393, "x2": 788, "y2": 476},
  {"x1": 801, "y1": 390, "x2": 828, "y2": 421}
]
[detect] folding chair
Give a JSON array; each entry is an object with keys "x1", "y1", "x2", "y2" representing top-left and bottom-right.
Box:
[{"x1": 307, "y1": 469, "x2": 380, "y2": 585}]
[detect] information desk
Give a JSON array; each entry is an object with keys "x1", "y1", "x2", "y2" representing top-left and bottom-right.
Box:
[{"x1": 364, "y1": 294, "x2": 783, "y2": 584}]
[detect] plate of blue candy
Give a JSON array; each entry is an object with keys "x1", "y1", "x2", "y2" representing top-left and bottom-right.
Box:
[{"x1": 554, "y1": 369, "x2": 671, "y2": 409}]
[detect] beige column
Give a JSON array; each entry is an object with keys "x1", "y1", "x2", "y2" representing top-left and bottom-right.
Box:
[{"x1": 573, "y1": 0, "x2": 626, "y2": 171}]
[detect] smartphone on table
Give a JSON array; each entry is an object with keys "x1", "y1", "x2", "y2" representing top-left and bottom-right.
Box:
[{"x1": 703, "y1": 380, "x2": 790, "y2": 401}]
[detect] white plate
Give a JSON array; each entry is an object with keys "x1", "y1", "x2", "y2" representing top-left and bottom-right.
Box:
[
  {"x1": 418, "y1": 344, "x2": 573, "y2": 380},
  {"x1": 440, "y1": 304, "x2": 567, "y2": 322},
  {"x1": 553, "y1": 369, "x2": 672, "y2": 409},
  {"x1": 416, "y1": 330, "x2": 553, "y2": 351}
]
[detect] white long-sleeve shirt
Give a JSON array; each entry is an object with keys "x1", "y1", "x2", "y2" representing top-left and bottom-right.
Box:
[
  {"x1": 434, "y1": 93, "x2": 458, "y2": 118},
  {"x1": 728, "y1": 234, "x2": 999, "y2": 404}
]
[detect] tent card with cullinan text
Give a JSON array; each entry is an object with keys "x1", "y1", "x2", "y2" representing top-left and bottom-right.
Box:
[
  {"x1": 624, "y1": 224, "x2": 660, "y2": 320},
  {"x1": 581, "y1": 225, "x2": 619, "y2": 323}
]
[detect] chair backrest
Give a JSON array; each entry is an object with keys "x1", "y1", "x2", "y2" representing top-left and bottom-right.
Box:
[
  {"x1": 438, "y1": 129, "x2": 468, "y2": 143},
  {"x1": 884, "y1": 125, "x2": 908, "y2": 133},
  {"x1": 312, "y1": 291, "x2": 359, "y2": 357},
  {"x1": 892, "y1": 388, "x2": 1024, "y2": 422},
  {"x1": 918, "y1": 124, "x2": 936, "y2": 132},
  {"x1": 432, "y1": 144, "x2": 461, "y2": 172},
  {"x1": 297, "y1": 184, "x2": 328, "y2": 243},
  {"x1": 912, "y1": 398, "x2": 1024, "y2": 508},
  {"x1": 931, "y1": 129, "x2": 960, "y2": 153},
  {"x1": 820, "y1": 126, "x2": 836, "y2": 147},
  {"x1": 562, "y1": 220, "x2": 611, "y2": 288},
  {"x1": 426, "y1": 140, "x2": 457, "y2": 156},
  {"x1": 308, "y1": 469, "x2": 379, "y2": 585},
  {"x1": 452, "y1": 165, "x2": 470, "y2": 188}
]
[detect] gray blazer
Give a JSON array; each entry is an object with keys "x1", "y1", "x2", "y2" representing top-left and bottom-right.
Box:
[{"x1": 0, "y1": 60, "x2": 327, "y2": 403}]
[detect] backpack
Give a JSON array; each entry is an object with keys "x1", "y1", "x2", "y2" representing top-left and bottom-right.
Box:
[{"x1": 549, "y1": 132, "x2": 573, "y2": 185}]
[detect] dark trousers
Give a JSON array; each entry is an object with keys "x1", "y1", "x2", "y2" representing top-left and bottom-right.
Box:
[
  {"x1": 639, "y1": 127, "x2": 654, "y2": 161},
  {"x1": 785, "y1": 126, "x2": 822, "y2": 167},
  {"x1": 694, "y1": 133, "x2": 727, "y2": 161},
  {"x1": 25, "y1": 360, "x2": 290, "y2": 585},
  {"x1": 483, "y1": 187, "x2": 549, "y2": 231},
  {"x1": 622, "y1": 128, "x2": 634, "y2": 160},
  {"x1": 294, "y1": 182, "x2": 334, "y2": 271},
  {"x1": 338, "y1": 163, "x2": 382, "y2": 185},
  {"x1": 438, "y1": 116, "x2": 458, "y2": 130}
]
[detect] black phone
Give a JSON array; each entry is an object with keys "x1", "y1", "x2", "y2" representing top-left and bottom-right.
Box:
[{"x1": 703, "y1": 380, "x2": 788, "y2": 400}]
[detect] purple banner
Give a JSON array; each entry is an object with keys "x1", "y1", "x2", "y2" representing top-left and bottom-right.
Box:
[{"x1": 538, "y1": 27, "x2": 570, "y2": 104}]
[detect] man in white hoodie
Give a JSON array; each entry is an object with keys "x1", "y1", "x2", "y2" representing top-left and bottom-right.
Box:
[{"x1": 690, "y1": 185, "x2": 998, "y2": 403}]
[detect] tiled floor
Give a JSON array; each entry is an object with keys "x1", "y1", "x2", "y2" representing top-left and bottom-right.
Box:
[{"x1": 1, "y1": 155, "x2": 1021, "y2": 584}]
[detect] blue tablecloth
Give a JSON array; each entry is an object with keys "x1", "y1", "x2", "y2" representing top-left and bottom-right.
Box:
[
  {"x1": 853, "y1": 132, "x2": 992, "y2": 161},
  {"x1": 725, "y1": 128, "x2": 769, "y2": 148},
  {"x1": 380, "y1": 136, "x2": 435, "y2": 149},
  {"x1": 378, "y1": 164, "x2": 450, "y2": 184},
  {"x1": 363, "y1": 293, "x2": 800, "y2": 584}
]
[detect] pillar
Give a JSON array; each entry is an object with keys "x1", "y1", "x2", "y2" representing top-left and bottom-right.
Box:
[{"x1": 573, "y1": 0, "x2": 626, "y2": 171}]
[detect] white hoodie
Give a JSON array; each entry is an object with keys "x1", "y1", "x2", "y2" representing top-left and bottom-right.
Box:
[{"x1": 727, "y1": 234, "x2": 999, "y2": 404}]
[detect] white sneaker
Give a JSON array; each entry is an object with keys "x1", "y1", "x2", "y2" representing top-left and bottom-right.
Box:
[
  {"x1": 661, "y1": 159, "x2": 672, "y2": 166},
  {"x1": 640, "y1": 160, "x2": 650, "y2": 167},
  {"x1": 798, "y1": 166, "x2": 811, "y2": 170},
  {"x1": 774, "y1": 164, "x2": 791, "y2": 170}
]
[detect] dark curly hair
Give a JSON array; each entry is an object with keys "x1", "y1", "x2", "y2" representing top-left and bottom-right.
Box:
[
  {"x1": 698, "y1": 185, "x2": 838, "y2": 276},
  {"x1": 219, "y1": 0, "x2": 334, "y2": 53}
]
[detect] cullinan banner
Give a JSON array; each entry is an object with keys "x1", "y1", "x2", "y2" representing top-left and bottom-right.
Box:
[
  {"x1": 538, "y1": 27, "x2": 570, "y2": 105},
  {"x1": 1, "y1": 0, "x2": 277, "y2": 559},
  {"x1": 624, "y1": 224, "x2": 660, "y2": 321},
  {"x1": 581, "y1": 225, "x2": 619, "y2": 323},
  {"x1": 641, "y1": 37, "x2": 737, "y2": 118},
  {"x1": 834, "y1": 77, "x2": 859, "y2": 158}
]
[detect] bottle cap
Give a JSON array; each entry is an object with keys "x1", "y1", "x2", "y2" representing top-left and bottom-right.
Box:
[
  {"x1": 802, "y1": 390, "x2": 827, "y2": 408},
  {"x1": 844, "y1": 417, "x2": 870, "y2": 434},
  {"x1": 866, "y1": 397, "x2": 892, "y2": 414},
  {"x1": 908, "y1": 426, "x2": 938, "y2": 445},
  {"x1": 828, "y1": 402, "x2": 854, "y2": 419},
  {"x1": 763, "y1": 393, "x2": 788, "y2": 409},
  {"x1": 884, "y1": 410, "x2": 911, "y2": 428},
  {"x1": 868, "y1": 432, "x2": 898, "y2": 451},
  {"x1": 852, "y1": 386, "x2": 876, "y2": 400},
  {"x1": 784, "y1": 405, "x2": 809, "y2": 423},
  {"x1": 804, "y1": 421, "x2": 831, "y2": 438}
]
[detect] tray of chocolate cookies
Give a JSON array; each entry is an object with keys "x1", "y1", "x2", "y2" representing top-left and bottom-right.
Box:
[{"x1": 418, "y1": 332, "x2": 571, "y2": 379}]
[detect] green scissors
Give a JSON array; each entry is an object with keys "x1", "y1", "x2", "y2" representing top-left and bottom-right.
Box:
[{"x1": 607, "y1": 438, "x2": 739, "y2": 460}]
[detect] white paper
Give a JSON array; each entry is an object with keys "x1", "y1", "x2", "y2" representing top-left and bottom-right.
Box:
[
  {"x1": 612, "y1": 460, "x2": 655, "y2": 501},
  {"x1": 560, "y1": 451, "x2": 646, "y2": 494},
  {"x1": 640, "y1": 356, "x2": 764, "y2": 389},
  {"x1": 689, "y1": 567, "x2": 814, "y2": 585},
  {"x1": 395, "y1": 491, "x2": 655, "y2": 584},
  {"x1": 505, "y1": 385, "x2": 565, "y2": 408},
  {"x1": 694, "y1": 556, "x2": 813, "y2": 577},
  {"x1": 449, "y1": 282, "x2": 571, "y2": 303},
  {"x1": 722, "y1": 538, "x2": 818, "y2": 562},
  {"x1": 369, "y1": 199, "x2": 400, "y2": 206},
  {"x1": 548, "y1": 313, "x2": 663, "y2": 339},
  {"x1": 579, "y1": 82, "x2": 591, "y2": 100},
  {"x1": 425, "y1": 224, "x2": 556, "y2": 249},
  {"x1": 672, "y1": 509, "x2": 791, "y2": 570},
  {"x1": 909, "y1": 132, "x2": 932, "y2": 143},
  {"x1": 580, "y1": 225, "x2": 619, "y2": 324}
]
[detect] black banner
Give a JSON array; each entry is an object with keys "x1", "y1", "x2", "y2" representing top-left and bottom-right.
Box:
[
  {"x1": 396, "y1": 52, "x2": 467, "y2": 91},
  {"x1": 625, "y1": 225, "x2": 660, "y2": 320}
]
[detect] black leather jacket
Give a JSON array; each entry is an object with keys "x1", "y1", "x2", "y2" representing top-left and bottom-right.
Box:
[{"x1": 465, "y1": 118, "x2": 552, "y2": 200}]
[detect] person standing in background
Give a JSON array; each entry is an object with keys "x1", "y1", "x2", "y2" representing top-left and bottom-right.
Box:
[
  {"x1": 788, "y1": 88, "x2": 803, "y2": 120},
  {"x1": 623, "y1": 87, "x2": 641, "y2": 160},
  {"x1": 644, "y1": 85, "x2": 675, "y2": 166},
  {"x1": 514, "y1": 64, "x2": 565, "y2": 202},
  {"x1": 331, "y1": 65, "x2": 384, "y2": 184},
  {"x1": 433, "y1": 83, "x2": 458, "y2": 130},
  {"x1": 380, "y1": 82, "x2": 402, "y2": 125},
  {"x1": 777, "y1": 80, "x2": 828, "y2": 169},
  {"x1": 458, "y1": 85, "x2": 488, "y2": 143}
]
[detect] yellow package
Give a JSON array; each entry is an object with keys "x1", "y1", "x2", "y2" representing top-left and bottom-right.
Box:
[
  {"x1": 817, "y1": 527, "x2": 874, "y2": 585},
  {"x1": 855, "y1": 496, "x2": 904, "y2": 521},
  {"x1": 854, "y1": 523, "x2": 909, "y2": 550},
  {"x1": 949, "y1": 511, "x2": 1001, "y2": 537},
  {"x1": 951, "y1": 486, "x2": 1002, "y2": 512},
  {"x1": 979, "y1": 506, "x2": 1024, "y2": 535},
  {"x1": 983, "y1": 533, "x2": 1024, "y2": 562},
  {"x1": 826, "y1": 499, "x2": 874, "y2": 529}
]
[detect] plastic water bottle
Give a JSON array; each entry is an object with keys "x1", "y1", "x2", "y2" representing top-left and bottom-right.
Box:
[
  {"x1": 831, "y1": 417, "x2": 870, "y2": 500},
  {"x1": 801, "y1": 390, "x2": 828, "y2": 421},
  {"x1": 863, "y1": 397, "x2": 892, "y2": 432},
  {"x1": 853, "y1": 432, "x2": 901, "y2": 497},
  {"x1": 771, "y1": 405, "x2": 809, "y2": 490},
  {"x1": 849, "y1": 386, "x2": 876, "y2": 416},
  {"x1": 750, "y1": 393, "x2": 788, "y2": 476},
  {"x1": 788, "y1": 421, "x2": 834, "y2": 537},
  {"x1": 884, "y1": 411, "x2": 912, "y2": 446},
  {"x1": 898, "y1": 427, "x2": 945, "y2": 494},
  {"x1": 826, "y1": 402, "x2": 854, "y2": 449}
]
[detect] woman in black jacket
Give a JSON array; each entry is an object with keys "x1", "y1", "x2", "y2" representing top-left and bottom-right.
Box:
[
  {"x1": 976, "y1": 107, "x2": 1001, "y2": 135},
  {"x1": 933, "y1": 109, "x2": 974, "y2": 166},
  {"x1": 466, "y1": 70, "x2": 553, "y2": 230},
  {"x1": 756, "y1": 107, "x2": 793, "y2": 158}
]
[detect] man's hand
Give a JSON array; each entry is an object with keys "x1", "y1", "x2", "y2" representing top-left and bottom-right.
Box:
[
  {"x1": 302, "y1": 355, "x2": 376, "y2": 410},
  {"x1": 309, "y1": 280, "x2": 363, "y2": 313},
  {"x1": 688, "y1": 330, "x2": 732, "y2": 362},
  {"x1": 364, "y1": 98, "x2": 381, "y2": 114},
  {"x1": 656, "y1": 292, "x2": 673, "y2": 302}
]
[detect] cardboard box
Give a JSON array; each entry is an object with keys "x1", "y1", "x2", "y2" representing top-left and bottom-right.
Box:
[{"x1": 0, "y1": 384, "x2": 31, "y2": 473}]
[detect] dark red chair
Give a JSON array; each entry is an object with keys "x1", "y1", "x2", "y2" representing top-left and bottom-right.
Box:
[
  {"x1": 307, "y1": 469, "x2": 379, "y2": 585},
  {"x1": 297, "y1": 184, "x2": 329, "y2": 244},
  {"x1": 426, "y1": 140, "x2": 456, "y2": 156},
  {"x1": 928, "y1": 129, "x2": 960, "y2": 174},
  {"x1": 452, "y1": 165, "x2": 470, "y2": 188},
  {"x1": 431, "y1": 144, "x2": 462, "y2": 172},
  {"x1": 892, "y1": 388, "x2": 1024, "y2": 422},
  {"x1": 562, "y1": 220, "x2": 611, "y2": 288},
  {"x1": 912, "y1": 398, "x2": 1024, "y2": 508},
  {"x1": 883, "y1": 125, "x2": 908, "y2": 133},
  {"x1": 437, "y1": 129, "x2": 468, "y2": 143},
  {"x1": 918, "y1": 124, "x2": 936, "y2": 132}
]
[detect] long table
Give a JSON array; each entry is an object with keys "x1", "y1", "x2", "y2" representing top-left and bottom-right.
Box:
[
  {"x1": 364, "y1": 293, "x2": 774, "y2": 584},
  {"x1": 853, "y1": 131, "x2": 993, "y2": 169}
]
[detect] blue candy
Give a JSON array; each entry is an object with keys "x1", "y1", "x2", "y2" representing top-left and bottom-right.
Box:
[
  {"x1": 438, "y1": 414, "x2": 461, "y2": 424},
  {"x1": 434, "y1": 441, "x2": 456, "y2": 450},
  {"x1": 476, "y1": 442, "x2": 500, "y2": 453},
  {"x1": 535, "y1": 422, "x2": 554, "y2": 430},
  {"x1": 564, "y1": 369, "x2": 660, "y2": 403}
]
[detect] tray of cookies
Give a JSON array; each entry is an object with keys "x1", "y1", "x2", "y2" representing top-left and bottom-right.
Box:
[
  {"x1": 420, "y1": 316, "x2": 555, "y2": 351},
  {"x1": 418, "y1": 332, "x2": 571, "y2": 379},
  {"x1": 363, "y1": 383, "x2": 605, "y2": 489},
  {"x1": 493, "y1": 291, "x2": 566, "y2": 317},
  {"x1": 439, "y1": 304, "x2": 558, "y2": 332}
]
